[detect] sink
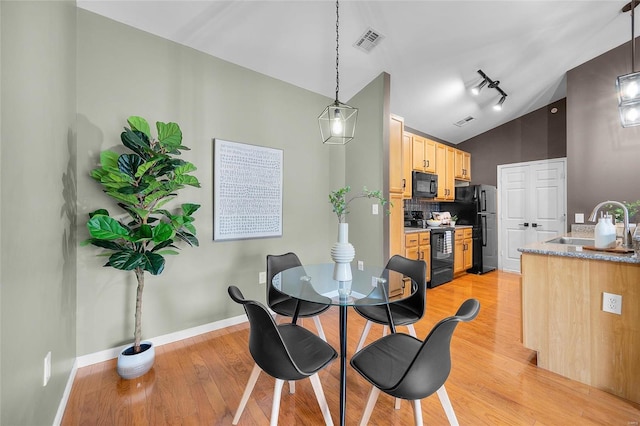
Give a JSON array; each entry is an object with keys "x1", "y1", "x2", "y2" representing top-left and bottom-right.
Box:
[{"x1": 546, "y1": 236, "x2": 594, "y2": 246}]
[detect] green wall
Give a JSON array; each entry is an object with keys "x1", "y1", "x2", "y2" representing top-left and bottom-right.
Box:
[
  {"x1": 0, "y1": 5, "x2": 388, "y2": 423},
  {"x1": 76, "y1": 10, "x2": 386, "y2": 356},
  {"x1": 0, "y1": 1, "x2": 77, "y2": 424}
]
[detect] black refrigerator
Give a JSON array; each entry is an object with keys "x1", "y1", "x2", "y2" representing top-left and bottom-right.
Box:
[{"x1": 452, "y1": 185, "x2": 498, "y2": 274}]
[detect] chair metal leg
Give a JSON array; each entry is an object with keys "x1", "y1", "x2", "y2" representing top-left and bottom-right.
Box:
[
  {"x1": 382, "y1": 325, "x2": 389, "y2": 336},
  {"x1": 355, "y1": 320, "x2": 372, "y2": 352},
  {"x1": 313, "y1": 316, "x2": 327, "y2": 342},
  {"x1": 309, "y1": 373, "x2": 334, "y2": 426},
  {"x1": 271, "y1": 379, "x2": 285, "y2": 426},
  {"x1": 232, "y1": 363, "x2": 261, "y2": 425},
  {"x1": 289, "y1": 381, "x2": 295, "y2": 394},
  {"x1": 412, "y1": 400, "x2": 423, "y2": 426},
  {"x1": 436, "y1": 385, "x2": 459, "y2": 425},
  {"x1": 359, "y1": 386, "x2": 380, "y2": 426}
]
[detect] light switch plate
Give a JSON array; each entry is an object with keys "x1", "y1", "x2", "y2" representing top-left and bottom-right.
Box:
[
  {"x1": 575, "y1": 213, "x2": 584, "y2": 223},
  {"x1": 372, "y1": 204, "x2": 379, "y2": 215}
]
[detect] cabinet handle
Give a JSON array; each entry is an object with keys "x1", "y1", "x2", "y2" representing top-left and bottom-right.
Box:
[
  {"x1": 402, "y1": 178, "x2": 406, "y2": 189},
  {"x1": 426, "y1": 160, "x2": 430, "y2": 168},
  {"x1": 423, "y1": 160, "x2": 426, "y2": 167}
]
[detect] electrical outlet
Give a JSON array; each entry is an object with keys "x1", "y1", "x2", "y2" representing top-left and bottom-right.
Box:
[
  {"x1": 602, "y1": 292, "x2": 622, "y2": 315},
  {"x1": 357, "y1": 260, "x2": 364, "y2": 270},
  {"x1": 43, "y1": 351, "x2": 51, "y2": 387},
  {"x1": 372, "y1": 204, "x2": 379, "y2": 215},
  {"x1": 258, "y1": 271, "x2": 266, "y2": 284}
]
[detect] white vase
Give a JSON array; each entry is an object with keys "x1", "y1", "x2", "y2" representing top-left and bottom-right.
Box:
[
  {"x1": 117, "y1": 341, "x2": 155, "y2": 380},
  {"x1": 331, "y1": 223, "x2": 355, "y2": 282}
]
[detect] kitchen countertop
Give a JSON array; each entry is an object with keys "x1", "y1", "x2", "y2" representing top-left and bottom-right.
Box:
[
  {"x1": 404, "y1": 225, "x2": 472, "y2": 234},
  {"x1": 518, "y1": 232, "x2": 640, "y2": 265}
]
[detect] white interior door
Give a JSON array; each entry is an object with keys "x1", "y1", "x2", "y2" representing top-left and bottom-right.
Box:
[{"x1": 498, "y1": 158, "x2": 566, "y2": 273}]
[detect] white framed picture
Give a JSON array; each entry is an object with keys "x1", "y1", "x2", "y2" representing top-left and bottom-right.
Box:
[{"x1": 213, "y1": 139, "x2": 283, "y2": 241}]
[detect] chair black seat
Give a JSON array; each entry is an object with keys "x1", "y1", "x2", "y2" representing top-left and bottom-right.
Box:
[
  {"x1": 271, "y1": 297, "x2": 331, "y2": 319},
  {"x1": 277, "y1": 324, "x2": 336, "y2": 375},
  {"x1": 351, "y1": 333, "x2": 428, "y2": 399},
  {"x1": 354, "y1": 303, "x2": 422, "y2": 327}
]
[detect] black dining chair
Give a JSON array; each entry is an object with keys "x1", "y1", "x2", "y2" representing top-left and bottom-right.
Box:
[
  {"x1": 228, "y1": 286, "x2": 337, "y2": 426},
  {"x1": 353, "y1": 254, "x2": 427, "y2": 352},
  {"x1": 350, "y1": 298, "x2": 480, "y2": 426},
  {"x1": 267, "y1": 252, "x2": 331, "y2": 341}
]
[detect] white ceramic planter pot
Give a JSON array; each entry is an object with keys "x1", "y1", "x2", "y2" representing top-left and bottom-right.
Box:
[{"x1": 117, "y1": 341, "x2": 155, "y2": 380}]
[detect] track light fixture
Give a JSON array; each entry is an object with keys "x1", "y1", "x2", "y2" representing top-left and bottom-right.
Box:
[
  {"x1": 617, "y1": 0, "x2": 640, "y2": 127},
  {"x1": 471, "y1": 78, "x2": 488, "y2": 96},
  {"x1": 472, "y1": 69, "x2": 508, "y2": 112}
]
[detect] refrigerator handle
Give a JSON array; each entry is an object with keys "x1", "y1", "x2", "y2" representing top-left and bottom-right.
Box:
[
  {"x1": 480, "y1": 189, "x2": 487, "y2": 212},
  {"x1": 481, "y1": 215, "x2": 488, "y2": 246}
]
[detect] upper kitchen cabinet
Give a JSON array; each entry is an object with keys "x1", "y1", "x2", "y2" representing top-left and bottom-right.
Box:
[
  {"x1": 402, "y1": 132, "x2": 412, "y2": 199},
  {"x1": 410, "y1": 133, "x2": 436, "y2": 174},
  {"x1": 454, "y1": 149, "x2": 471, "y2": 181},
  {"x1": 389, "y1": 114, "x2": 405, "y2": 194},
  {"x1": 435, "y1": 143, "x2": 455, "y2": 201}
]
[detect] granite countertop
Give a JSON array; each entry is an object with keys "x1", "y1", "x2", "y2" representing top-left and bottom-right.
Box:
[
  {"x1": 404, "y1": 225, "x2": 472, "y2": 234},
  {"x1": 518, "y1": 231, "x2": 640, "y2": 265}
]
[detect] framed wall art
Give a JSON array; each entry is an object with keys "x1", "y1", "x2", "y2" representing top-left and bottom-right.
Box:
[{"x1": 213, "y1": 139, "x2": 283, "y2": 241}]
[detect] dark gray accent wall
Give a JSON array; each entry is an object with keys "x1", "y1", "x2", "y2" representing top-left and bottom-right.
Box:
[
  {"x1": 566, "y1": 39, "x2": 640, "y2": 223},
  {"x1": 457, "y1": 98, "x2": 567, "y2": 187}
]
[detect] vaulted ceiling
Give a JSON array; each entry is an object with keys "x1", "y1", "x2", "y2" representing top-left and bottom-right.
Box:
[{"x1": 78, "y1": 1, "x2": 634, "y2": 143}]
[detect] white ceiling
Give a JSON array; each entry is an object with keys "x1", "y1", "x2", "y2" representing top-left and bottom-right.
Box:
[{"x1": 78, "y1": 1, "x2": 634, "y2": 144}]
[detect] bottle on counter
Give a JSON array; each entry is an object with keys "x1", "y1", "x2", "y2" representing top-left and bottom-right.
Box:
[{"x1": 594, "y1": 213, "x2": 616, "y2": 249}]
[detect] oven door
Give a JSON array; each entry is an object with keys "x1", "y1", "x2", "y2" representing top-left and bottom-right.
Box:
[{"x1": 429, "y1": 230, "x2": 454, "y2": 287}]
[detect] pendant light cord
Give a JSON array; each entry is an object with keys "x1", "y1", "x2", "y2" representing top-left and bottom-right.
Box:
[{"x1": 335, "y1": 0, "x2": 340, "y2": 103}]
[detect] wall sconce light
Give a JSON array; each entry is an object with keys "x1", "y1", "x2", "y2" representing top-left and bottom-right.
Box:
[
  {"x1": 319, "y1": 0, "x2": 358, "y2": 144},
  {"x1": 617, "y1": 0, "x2": 640, "y2": 127},
  {"x1": 471, "y1": 69, "x2": 508, "y2": 112}
]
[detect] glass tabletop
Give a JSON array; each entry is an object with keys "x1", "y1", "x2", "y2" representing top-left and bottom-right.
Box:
[{"x1": 273, "y1": 263, "x2": 415, "y2": 306}]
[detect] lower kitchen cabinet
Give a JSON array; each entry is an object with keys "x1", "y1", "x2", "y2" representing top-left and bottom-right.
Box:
[
  {"x1": 405, "y1": 232, "x2": 431, "y2": 284},
  {"x1": 454, "y1": 228, "x2": 473, "y2": 275}
]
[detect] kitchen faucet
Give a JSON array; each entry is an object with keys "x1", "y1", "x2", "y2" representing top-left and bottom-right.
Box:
[{"x1": 588, "y1": 201, "x2": 632, "y2": 248}]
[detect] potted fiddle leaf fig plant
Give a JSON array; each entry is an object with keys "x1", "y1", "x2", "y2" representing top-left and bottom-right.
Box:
[{"x1": 82, "y1": 116, "x2": 201, "y2": 379}]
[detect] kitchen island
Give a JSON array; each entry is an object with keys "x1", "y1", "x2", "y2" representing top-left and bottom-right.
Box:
[{"x1": 518, "y1": 234, "x2": 640, "y2": 404}]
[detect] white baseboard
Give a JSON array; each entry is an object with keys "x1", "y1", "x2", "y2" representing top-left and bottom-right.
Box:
[
  {"x1": 54, "y1": 359, "x2": 78, "y2": 426},
  {"x1": 76, "y1": 314, "x2": 247, "y2": 367},
  {"x1": 55, "y1": 314, "x2": 248, "y2": 425}
]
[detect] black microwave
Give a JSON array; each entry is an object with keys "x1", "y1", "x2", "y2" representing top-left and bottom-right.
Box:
[{"x1": 412, "y1": 171, "x2": 438, "y2": 198}]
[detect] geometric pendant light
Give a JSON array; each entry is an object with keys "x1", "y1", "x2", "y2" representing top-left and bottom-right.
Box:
[
  {"x1": 319, "y1": 0, "x2": 358, "y2": 144},
  {"x1": 617, "y1": 0, "x2": 640, "y2": 127}
]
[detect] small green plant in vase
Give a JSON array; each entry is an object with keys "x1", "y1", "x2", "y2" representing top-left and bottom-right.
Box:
[
  {"x1": 328, "y1": 186, "x2": 390, "y2": 282},
  {"x1": 82, "y1": 116, "x2": 201, "y2": 379},
  {"x1": 329, "y1": 186, "x2": 390, "y2": 223}
]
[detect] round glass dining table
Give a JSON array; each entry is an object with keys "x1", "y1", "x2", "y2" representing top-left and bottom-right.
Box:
[{"x1": 273, "y1": 263, "x2": 416, "y2": 426}]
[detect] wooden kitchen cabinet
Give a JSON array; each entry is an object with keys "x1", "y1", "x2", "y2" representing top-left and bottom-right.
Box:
[
  {"x1": 402, "y1": 132, "x2": 412, "y2": 199},
  {"x1": 454, "y1": 228, "x2": 473, "y2": 275},
  {"x1": 435, "y1": 143, "x2": 455, "y2": 201},
  {"x1": 389, "y1": 114, "x2": 404, "y2": 194},
  {"x1": 388, "y1": 192, "x2": 405, "y2": 297},
  {"x1": 454, "y1": 149, "x2": 471, "y2": 181},
  {"x1": 411, "y1": 133, "x2": 436, "y2": 174},
  {"x1": 405, "y1": 231, "x2": 431, "y2": 283}
]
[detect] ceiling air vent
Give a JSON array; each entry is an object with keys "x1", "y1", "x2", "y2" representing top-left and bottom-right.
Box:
[
  {"x1": 354, "y1": 28, "x2": 384, "y2": 53},
  {"x1": 454, "y1": 116, "x2": 475, "y2": 127}
]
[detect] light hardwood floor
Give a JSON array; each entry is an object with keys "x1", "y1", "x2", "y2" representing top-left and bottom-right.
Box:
[{"x1": 62, "y1": 271, "x2": 640, "y2": 425}]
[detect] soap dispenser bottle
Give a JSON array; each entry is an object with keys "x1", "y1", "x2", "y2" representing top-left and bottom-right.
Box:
[{"x1": 595, "y1": 213, "x2": 616, "y2": 249}]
